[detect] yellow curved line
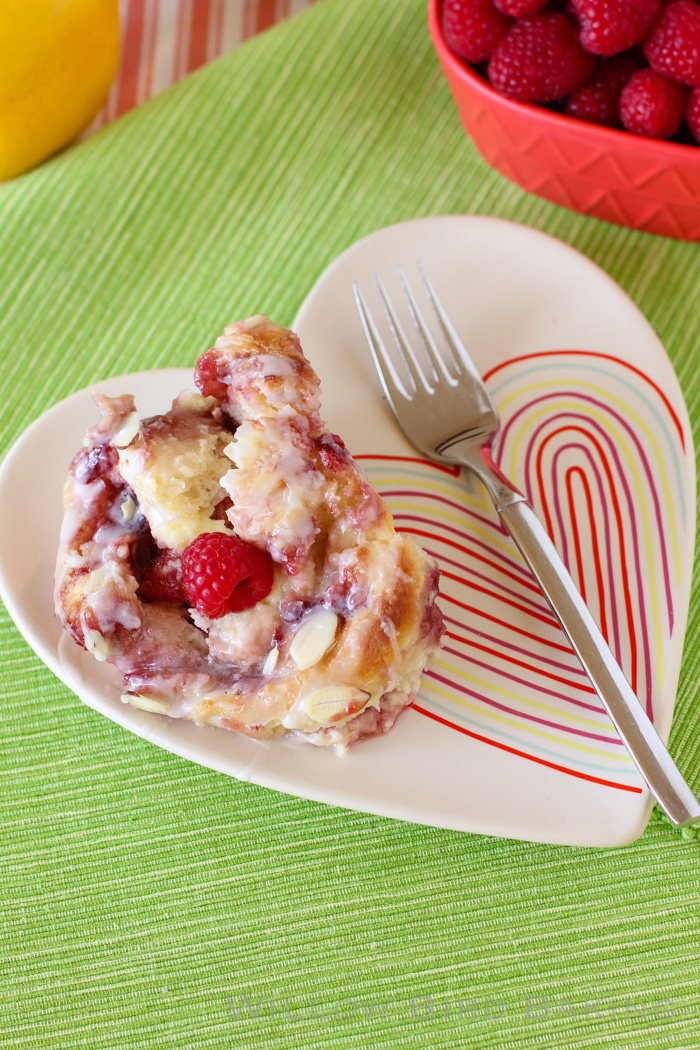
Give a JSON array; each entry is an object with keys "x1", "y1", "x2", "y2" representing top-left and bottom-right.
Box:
[
  {"x1": 366, "y1": 474, "x2": 488, "y2": 510},
  {"x1": 424, "y1": 680, "x2": 634, "y2": 763},
  {"x1": 433, "y1": 657, "x2": 619, "y2": 733},
  {"x1": 499, "y1": 382, "x2": 681, "y2": 583},
  {"x1": 383, "y1": 501, "x2": 517, "y2": 558},
  {"x1": 501, "y1": 397, "x2": 669, "y2": 686}
]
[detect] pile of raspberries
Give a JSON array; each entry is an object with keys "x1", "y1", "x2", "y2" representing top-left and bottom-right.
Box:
[{"x1": 441, "y1": 0, "x2": 700, "y2": 141}]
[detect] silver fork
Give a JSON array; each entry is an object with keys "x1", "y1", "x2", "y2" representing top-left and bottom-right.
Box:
[{"x1": 354, "y1": 265, "x2": 700, "y2": 829}]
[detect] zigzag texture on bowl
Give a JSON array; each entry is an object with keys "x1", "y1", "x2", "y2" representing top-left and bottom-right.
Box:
[{"x1": 428, "y1": 0, "x2": 700, "y2": 241}]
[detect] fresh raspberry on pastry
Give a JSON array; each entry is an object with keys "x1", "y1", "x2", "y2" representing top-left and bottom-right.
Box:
[{"x1": 54, "y1": 316, "x2": 444, "y2": 748}]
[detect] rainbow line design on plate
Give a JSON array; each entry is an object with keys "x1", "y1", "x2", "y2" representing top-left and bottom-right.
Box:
[{"x1": 359, "y1": 351, "x2": 689, "y2": 794}]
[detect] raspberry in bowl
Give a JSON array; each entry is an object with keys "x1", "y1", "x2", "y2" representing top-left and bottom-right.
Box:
[{"x1": 428, "y1": 0, "x2": 700, "y2": 240}]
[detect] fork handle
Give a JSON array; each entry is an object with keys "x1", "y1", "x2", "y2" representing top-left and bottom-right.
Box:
[{"x1": 496, "y1": 497, "x2": 700, "y2": 827}]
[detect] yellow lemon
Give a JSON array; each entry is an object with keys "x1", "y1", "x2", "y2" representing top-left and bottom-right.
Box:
[{"x1": 0, "y1": 0, "x2": 120, "y2": 180}]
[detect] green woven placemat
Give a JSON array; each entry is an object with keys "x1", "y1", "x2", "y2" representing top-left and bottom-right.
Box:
[{"x1": 2, "y1": 1, "x2": 700, "y2": 1047}]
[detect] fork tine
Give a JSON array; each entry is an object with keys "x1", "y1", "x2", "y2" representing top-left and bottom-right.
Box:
[
  {"x1": 417, "y1": 261, "x2": 492, "y2": 393},
  {"x1": 374, "y1": 274, "x2": 433, "y2": 394},
  {"x1": 398, "y1": 265, "x2": 458, "y2": 387},
  {"x1": 352, "y1": 282, "x2": 413, "y2": 406}
]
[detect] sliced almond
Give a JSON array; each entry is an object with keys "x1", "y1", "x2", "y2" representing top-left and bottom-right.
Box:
[
  {"x1": 121, "y1": 494, "x2": 136, "y2": 522},
  {"x1": 262, "y1": 647, "x2": 279, "y2": 675},
  {"x1": 84, "y1": 629, "x2": 111, "y2": 662},
  {"x1": 112, "y1": 412, "x2": 141, "y2": 449},
  {"x1": 289, "y1": 610, "x2": 338, "y2": 671},
  {"x1": 121, "y1": 693, "x2": 169, "y2": 715},
  {"x1": 304, "y1": 685, "x2": 371, "y2": 725}
]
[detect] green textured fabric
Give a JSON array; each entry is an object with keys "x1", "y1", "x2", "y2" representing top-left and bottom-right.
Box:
[{"x1": 2, "y1": 1, "x2": 700, "y2": 1047}]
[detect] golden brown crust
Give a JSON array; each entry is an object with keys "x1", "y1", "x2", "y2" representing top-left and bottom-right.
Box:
[
  {"x1": 197, "y1": 316, "x2": 321, "y2": 421},
  {"x1": 55, "y1": 316, "x2": 444, "y2": 748}
]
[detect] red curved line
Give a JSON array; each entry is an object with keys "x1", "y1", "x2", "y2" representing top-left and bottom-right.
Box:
[
  {"x1": 411, "y1": 704, "x2": 644, "y2": 795},
  {"x1": 356, "y1": 454, "x2": 461, "y2": 476},
  {"x1": 438, "y1": 568, "x2": 558, "y2": 626},
  {"x1": 535, "y1": 424, "x2": 637, "y2": 694},
  {"x1": 442, "y1": 615, "x2": 596, "y2": 688},
  {"x1": 536, "y1": 435, "x2": 556, "y2": 540},
  {"x1": 566, "y1": 466, "x2": 609, "y2": 643},
  {"x1": 440, "y1": 643, "x2": 602, "y2": 711},
  {"x1": 514, "y1": 414, "x2": 655, "y2": 716},
  {"x1": 554, "y1": 449, "x2": 617, "y2": 655},
  {"x1": 498, "y1": 399, "x2": 674, "y2": 647},
  {"x1": 567, "y1": 467, "x2": 588, "y2": 605},
  {"x1": 444, "y1": 629, "x2": 596, "y2": 695},
  {"x1": 482, "y1": 350, "x2": 685, "y2": 451},
  {"x1": 384, "y1": 489, "x2": 503, "y2": 534},
  {"x1": 427, "y1": 668, "x2": 621, "y2": 744},
  {"x1": 423, "y1": 546, "x2": 551, "y2": 617},
  {"x1": 396, "y1": 526, "x2": 539, "y2": 592},
  {"x1": 440, "y1": 592, "x2": 573, "y2": 652}
]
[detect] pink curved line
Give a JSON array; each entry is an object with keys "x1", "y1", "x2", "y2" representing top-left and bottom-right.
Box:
[
  {"x1": 391, "y1": 513, "x2": 534, "y2": 582},
  {"x1": 442, "y1": 615, "x2": 603, "y2": 702},
  {"x1": 441, "y1": 643, "x2": 616, "y2": 720},
  {"x1": 415, "y1": 543, "x2": 553, "y2": 618},
  {"x1": 483, "y1": 350, "x2": 685, "y2": 452},
  {"x1": 357, "y1": 453, "x2": 461, "y2": 476},
  {"x1": 444, "y1": 625, "x2": 598, "y2": 699},
  {"x1": 426, "y1": 670, "x2": 623, "y2": 746},
  {"x1": 379, "y1": 489, "x2": 506, "y2": 535},
  {"x1": 515, "y1": 412, "x2": 655, "y2": 716},
  {"x1": 413, "y1": 703, "x2": 643, "y2": 794},
  {"x1": 549, "y1": 443, "x2": 621, "y2": 662},
  {"x1": 498, "y1": 392, "x2": 674, "y2": 634}
]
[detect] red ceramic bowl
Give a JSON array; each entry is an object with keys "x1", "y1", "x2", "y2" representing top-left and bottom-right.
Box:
[{"x1": 428, "y1": 0, "x2": 700, "y2": 241}]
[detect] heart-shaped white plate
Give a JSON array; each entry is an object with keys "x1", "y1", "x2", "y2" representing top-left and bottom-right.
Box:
[{"x1": 0, "y1": 216, "x2": 694, "y2": 846}]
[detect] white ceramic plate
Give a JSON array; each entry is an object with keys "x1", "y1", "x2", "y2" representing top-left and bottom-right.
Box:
[{"x1": 0, "y1": 216, "x2": 694, "y2": 846}]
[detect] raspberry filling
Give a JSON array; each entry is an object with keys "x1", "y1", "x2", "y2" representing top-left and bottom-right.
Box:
[
  {"x1": 71, "y1": 441, "x2": 120, "y2": 484},
  {"x1": 182, "y1": 532, "x2": 274, "y2": 618},
  {"x1": 138, "y1": 550, "x2": 187, "y2": 605}
]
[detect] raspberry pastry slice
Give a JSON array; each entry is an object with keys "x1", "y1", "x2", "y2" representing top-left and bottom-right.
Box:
[{"x1": 55, "y1": 316, "x2": 444, "y2": 748}]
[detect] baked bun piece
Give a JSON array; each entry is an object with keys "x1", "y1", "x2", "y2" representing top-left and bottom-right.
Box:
[{"x1": 55, "y1": 316, "x2": 444, "y2": 748}]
